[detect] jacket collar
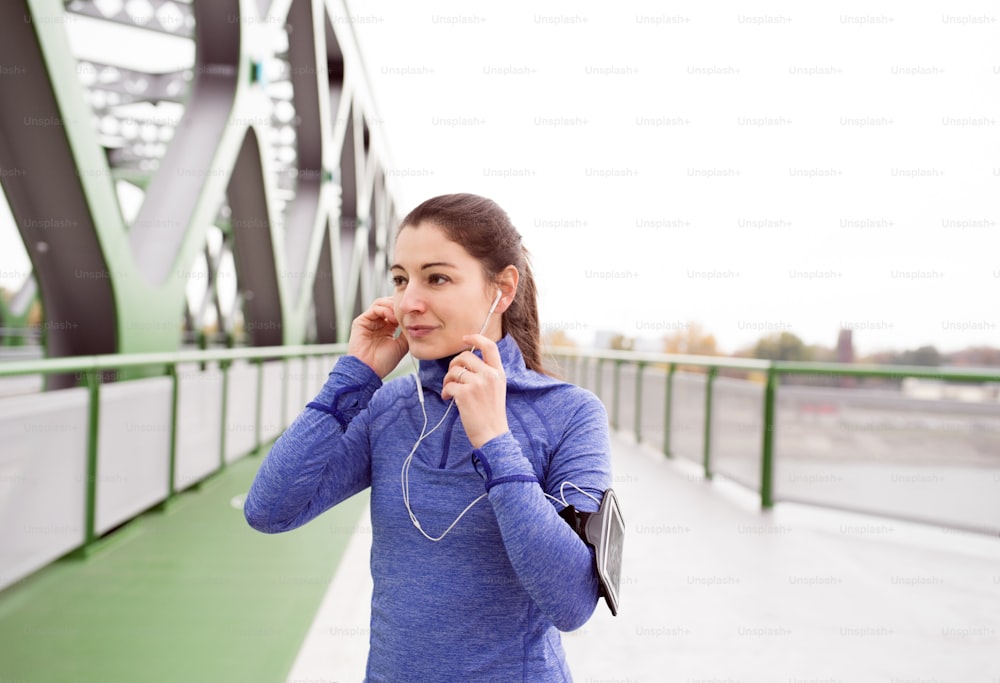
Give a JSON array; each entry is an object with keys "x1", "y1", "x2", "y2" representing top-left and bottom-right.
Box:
[{"x1": 417, "y1": 334, "x2": 528, "y2": 396}]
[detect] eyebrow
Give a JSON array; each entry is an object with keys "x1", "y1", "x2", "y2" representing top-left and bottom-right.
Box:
[{"x1": 390, "y1": 261, "x2": 459, "y2": 272}]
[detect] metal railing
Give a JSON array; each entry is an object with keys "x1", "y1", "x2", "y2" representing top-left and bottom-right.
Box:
[
  {"x1": 0, "y1": 344, "x2": 347, "y2": 555},
  {"x1": 2, "y1": 341, "x2": 998, "y2": 588},
  {"x1": 545, "y1": 346, "x2": 1000, "y2": 535}
]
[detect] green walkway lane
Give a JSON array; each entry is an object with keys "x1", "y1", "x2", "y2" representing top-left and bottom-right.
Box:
[{"x1": 0, "y1": 447, "x2": 369, "y2": 683}]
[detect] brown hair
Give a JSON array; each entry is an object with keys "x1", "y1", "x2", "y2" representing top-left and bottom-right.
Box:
[{"x1": 398, "y1": 193, "x2": 545, "y2": 373}]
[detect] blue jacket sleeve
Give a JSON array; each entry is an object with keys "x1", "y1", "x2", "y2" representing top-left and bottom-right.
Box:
[
  {"x1": 472, "y1": 392, "x2": 613, "y2": 631},
  {"x1": 243, "y1": 355, "x2": 380, "y2": 533}
]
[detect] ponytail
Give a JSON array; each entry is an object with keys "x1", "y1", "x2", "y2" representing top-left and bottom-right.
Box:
[{"x1": 500, "y1": 251, "x2": 543, "y2": 373}]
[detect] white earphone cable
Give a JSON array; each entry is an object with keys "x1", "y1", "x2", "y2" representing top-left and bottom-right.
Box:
[
  {"x1": 399, "y1": 295, "x2": 500, "y2": 541},
  {"x1": 399, "y1": 291, "x2": 596, "y2": 541},
  {"x1": 402, "y1": 356, "x2": 486, "y2": 542}
]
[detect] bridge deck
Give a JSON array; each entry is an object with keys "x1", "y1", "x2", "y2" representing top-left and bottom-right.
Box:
[{"x1": 1, "y1": 432, "x2": 998, "y2": 682}]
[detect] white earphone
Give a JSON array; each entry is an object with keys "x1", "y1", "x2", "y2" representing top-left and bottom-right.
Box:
[{"x1": 402, "y1": 289, "x2": 503, "y2": 541}]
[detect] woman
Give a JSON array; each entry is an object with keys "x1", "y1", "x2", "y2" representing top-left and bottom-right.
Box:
[{"x1": 245, "y1": 193, "x2": 613, "y2": 682}]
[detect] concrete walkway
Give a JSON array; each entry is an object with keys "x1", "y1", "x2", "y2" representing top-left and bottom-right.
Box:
[{"x1": 290, "y1": 432, "x2": 1000, "y2": 683}]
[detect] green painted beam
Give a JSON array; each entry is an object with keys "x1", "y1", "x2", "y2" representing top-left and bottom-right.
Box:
[
  {"x1": 663, "y1": 363, "x2": 675, "y2": 458},
  {"x1": 760, "y1": 368, "x2": 777, "y2": 510},
  {"x1": 702, "y1": 366, "x2": 718, "y2": 480}
]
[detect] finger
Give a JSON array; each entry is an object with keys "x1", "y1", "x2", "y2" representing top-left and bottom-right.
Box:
[
  {"x1": 358, "y1": 300, "x2": 398, "y2": 331},
  {"x1": 444, "y1": 362, "x2": 470, "y2": 386},
  {"x1": 462, "y1": 334, "x2": 503, "y2": 370},
  {"x1": 448, "y1": 354, "x2": 489, "y2": 389},
  {"x1": 448, "y1": 353, "x2": 473, "y2": 372},
  {"x1": 355, "y1": 302, "x2": 386, "y2": 326},
  {"x1": 440, "y1": 372, "x2": 462, "y2": 400},
  {"x1": 363, "y1": 297, "x2": 393, "y2": 313},
  {"x1": 371, "y1": 302, "x2": 399, "y2": 328},
  {"x1": 451, "y1": 354, "x2": 503, "y2": 388},
  {"x1": 390, "y1": 337, "x2": 409, "y2": 366},
  {"x1": 441, "y1": 358, "x2": 477, "y2": 400}
]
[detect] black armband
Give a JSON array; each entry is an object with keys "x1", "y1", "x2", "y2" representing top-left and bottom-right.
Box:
[{"x1": 558, "y1": 488, "x2": 625, "y2": 616}]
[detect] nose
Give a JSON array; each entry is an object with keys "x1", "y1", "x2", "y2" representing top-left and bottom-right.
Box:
[{"x1": 396, "y1": 282, "x2": 425, "y2": 317}]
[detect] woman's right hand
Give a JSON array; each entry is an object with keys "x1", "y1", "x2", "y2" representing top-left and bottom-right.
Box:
[{"x1": 348, "y1": 297, "x2": 409, "y2": 378}]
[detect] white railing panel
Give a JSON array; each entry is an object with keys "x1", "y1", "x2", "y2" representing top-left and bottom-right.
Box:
[
  {"x1": 284, "y1": 357, "x2": 306, "y2": 430},
  {"x1": 224, "y1": 361, "x2": 258, "y2": 462},
  {"x1": 616, "y1": 365, "x2": 637, "y2": 435},
  {"x1": 175, "y1": 363, "x2": 224, "y2": 491},
  {"x1": 669, "y1": 371, "x2": 707, "y2": 463},
  {"x1": 259, "y1": 360, "x2": 285, "y2": 443},
  {"x1": 95, "y1": 377, "x2": 173, "y2": 535},
  {"x1": 711, "y1": 376, "x2": 765, "y2": 490},
  {"x1": 0, "y1": 387, "x2": 88, "y2": 591},
  {"x1": 638, "y1": 366, "x2": 667, "y2": 452},
  {"x1": 306, "y1": 356, "x2": 331, "y2": 400}
]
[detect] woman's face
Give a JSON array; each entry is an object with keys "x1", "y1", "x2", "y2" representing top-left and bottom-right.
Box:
[{"x1": 391, "y1": 223, "x2": 502, "y2": 360}]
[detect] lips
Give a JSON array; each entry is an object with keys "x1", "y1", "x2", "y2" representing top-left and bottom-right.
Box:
[{"x1": 406, "y1": 325, "x2": 437, "y2": 339}]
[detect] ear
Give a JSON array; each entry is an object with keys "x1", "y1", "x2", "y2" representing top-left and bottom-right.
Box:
[{"x1": 495, "y1": 265, "x2": 519, "y2": 313}]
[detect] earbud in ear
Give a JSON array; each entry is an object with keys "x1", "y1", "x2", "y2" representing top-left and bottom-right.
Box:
[{"x1": 475, "y1": 290, "x2": 504, "y2": 339}]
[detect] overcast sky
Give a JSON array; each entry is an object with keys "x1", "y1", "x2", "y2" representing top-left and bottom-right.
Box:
[
  {"x1": 2, "y1": 1, "x2": 998, "y2": 355},
  {"x1": 350, "y1": 2, "x2": 1000, "y2": 355}
]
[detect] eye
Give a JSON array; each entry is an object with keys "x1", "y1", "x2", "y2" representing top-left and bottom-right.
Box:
[
  {"x1": 428, "y1": 274, "x2": 451, "y2": 286},
  {"x1": 391, "y1": 274, "x2": 407, "y2": 288}
]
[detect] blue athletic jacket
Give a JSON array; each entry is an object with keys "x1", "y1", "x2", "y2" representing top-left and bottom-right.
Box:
[{"x1": 244, "y1": 335, "x2": 612, "y2": 682}]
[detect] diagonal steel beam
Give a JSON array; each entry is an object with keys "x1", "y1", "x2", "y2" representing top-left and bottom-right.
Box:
[{"x1": 0, "y1": 0, "x2": 399, "y2": 382}]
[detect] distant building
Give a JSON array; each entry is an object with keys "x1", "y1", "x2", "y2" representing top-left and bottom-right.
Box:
[
  {"x1": 836, "y1": 328, "x2": 854, "y2": 363},
  {"x1": 836, "y1": 328, "x2": 855, "y2": 388}
]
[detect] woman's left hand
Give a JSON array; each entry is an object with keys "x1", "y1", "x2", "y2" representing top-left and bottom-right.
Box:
[{"x1": 440, "y1": 334, "x2": 509, "y2": 449}]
